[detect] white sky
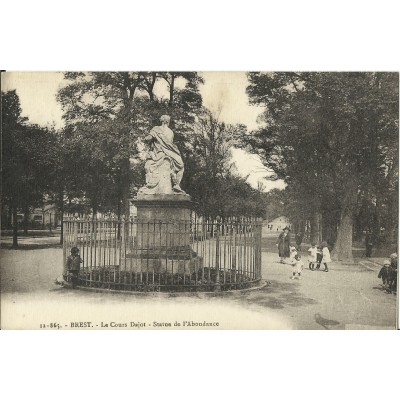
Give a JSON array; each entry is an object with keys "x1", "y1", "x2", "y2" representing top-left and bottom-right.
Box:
[{"x1": 1, "y1": 71, "x2": 285, "y2": 192}]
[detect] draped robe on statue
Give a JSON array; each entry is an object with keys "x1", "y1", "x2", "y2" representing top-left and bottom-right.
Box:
[{"x1": 138, "y1": 124, "x2": 185, "y2": 195}]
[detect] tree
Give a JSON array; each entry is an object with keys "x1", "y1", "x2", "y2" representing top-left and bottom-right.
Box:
[
  {"x1": 245, "y1": 72, "x2": 399, "y2": 262},
  {"x1": 2, "y1": 90, "x2": 59, "y2": 247},
  {"x1": 182, "y1": 111, "x2": 264, "y2": 217}
]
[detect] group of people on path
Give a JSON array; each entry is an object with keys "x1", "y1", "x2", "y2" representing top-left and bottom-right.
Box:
[
  {"x1": 277, "y1": 227, "x2": 398, "y2": 292},
  {"x1": 276, "y1": 227, "x2": 331, "y2": 280}
]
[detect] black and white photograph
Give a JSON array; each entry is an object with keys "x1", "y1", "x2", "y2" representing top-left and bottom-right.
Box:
[
  {"x1": 2, "y1": 3, "x2": 400, "y2": 400},
  {"x1": 1, "y1": 70, "x2": 398, "y2": 330}
]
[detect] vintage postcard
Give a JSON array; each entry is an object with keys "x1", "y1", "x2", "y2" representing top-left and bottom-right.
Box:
[{"x1": 1, "y1": 71, "x2": 398, "y2": 330}]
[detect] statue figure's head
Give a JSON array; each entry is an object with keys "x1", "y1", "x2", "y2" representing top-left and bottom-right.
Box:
[{"x1": 160, "y1": 115, "x2": 171, "y2": 125}]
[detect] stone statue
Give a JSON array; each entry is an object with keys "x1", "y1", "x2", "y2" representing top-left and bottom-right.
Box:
[{"x1": 138, "y1": 115, "x2": 186, "y2": 195}]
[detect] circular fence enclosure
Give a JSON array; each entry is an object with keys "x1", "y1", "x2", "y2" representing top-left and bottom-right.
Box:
[{"x1": 63, "y1": 216, "x2": 262, "y2": 292}]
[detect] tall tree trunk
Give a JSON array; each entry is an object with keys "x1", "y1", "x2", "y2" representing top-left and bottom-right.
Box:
[
  {"x1": 23, "y1": 206, "x2": 29, "y2": 235},
  {"x1": 382, "y1": 161, "x2": 397, "y2": 246},
  {"x1": 374, "y1": 194, "x2": 383, "y2": 247},
  {"x1": 12, "y1": 204, "x2": 18, "y2": 248},
  {"x1": 121, "y1": 157, "x2": 131, "y2": 218},
  {"x1": 386, "y1": 189, "x2": 397, "y2": 245},
  {"x1": 116, "y1": 170, "x2": 122, "y2": 240},
  {"x1": 59, "y1": 190, "x2": 64, "y2": 245},
  {"x1": 117, "y1": 196, "x2": 122, "y2": 221},
  {"x1": 332, "y1": 173, "x2": 358, "y2": 263},
  {"x1": 332, "y1": 208, "x2": 354, "y2": 262},
  {"x1": 310, "y1": 212, "x2": 321, "y2": 244},
  {"x1": 169, "y1": 74, "x2": 175, "y2": 106},
  {"x1": 299, "y1": 219, "x2": 305, "y2": 235},
  {"x1": 322, "y1": 210, "x2": 339, "y2": 246},
  {"x1": 148, "y1": 72, "x2": 157, "y2": 102},
  {"x1": 116, "y1": 164, "x2": 122, "y2": 221},
  {"x1": 7, "y1": 205, "x2": 12, "y2": 229},
  {"x1": 49, "y1": 214, "x2": 53, "y2": 234},
  {"x1": 92, "y1": 203, "x2": 98, "y2": 219},
  {"x1": 353, "y1": 211, "x2": 363, "y2": 241}
]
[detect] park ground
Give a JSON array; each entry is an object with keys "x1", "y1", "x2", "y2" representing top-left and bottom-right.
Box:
[{"x1": 0, "y1": 231, "x2": 398, "y2": 330}]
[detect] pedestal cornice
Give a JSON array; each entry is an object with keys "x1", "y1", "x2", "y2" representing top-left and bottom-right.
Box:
[{"x1": 132, "y1": 194, "x2": 195, "y2": 209}]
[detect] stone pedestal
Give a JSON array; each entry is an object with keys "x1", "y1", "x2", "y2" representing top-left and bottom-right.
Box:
[
  {"x1": 129, "y1": 194, "x2": 201, "y2": 273},
  {"x1": 132, "y1": 193, "x2": 193, "y2": 222}
]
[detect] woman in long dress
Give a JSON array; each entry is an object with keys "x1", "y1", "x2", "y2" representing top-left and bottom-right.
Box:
[{"x1": 276, "y1": 227, "x2": 291, "y2": 263}]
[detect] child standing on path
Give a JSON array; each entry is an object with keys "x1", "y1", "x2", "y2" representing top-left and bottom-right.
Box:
[
  {"x1": 315, "y1": 244, "x2": 323, "y2": 270},
  {"x1": 389, "y1": 253, "x2": 397, "y2": 293},
  {"x1": 378, "y1": 259, "x2": 392, "y2": 291},
  {"x1": 320, "y1": 241, "x2": 331, "y2": 272},
  {"x1": 291, "y1": 254, "x2": 304, "y2": 280},
  {"x1": 289, "y1": 246, "x2": 298, "y2": 264},
  {"x1": 65, "y1": 247, "x2": 82, "y2": 289},
  {"x1": 307, "y1": 242, "x2": 318, "y2": 270}
]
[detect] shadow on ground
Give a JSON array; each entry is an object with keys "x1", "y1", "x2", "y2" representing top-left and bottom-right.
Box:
[{"x1": 229, "y1": 280, "x2": 318, "y2": 310}]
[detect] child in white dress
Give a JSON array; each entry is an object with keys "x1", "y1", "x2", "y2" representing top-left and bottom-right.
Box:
[
  {"x1": 321, "y1": 241, "x2": 331, "y2": 272},
  {"x1": 288, "y1": 246, "x2": 298, "y2": 264},
  {"x1": 307, "y1": 242, "x2": 318, "y2": 270},
  {"x1": 291, "y1": 254, "x2": 304, "y2": 279}
]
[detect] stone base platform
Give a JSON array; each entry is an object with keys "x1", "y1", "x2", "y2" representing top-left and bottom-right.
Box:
[{"x1": 123, "y1": 254, "x2": 203, "y2": 274}]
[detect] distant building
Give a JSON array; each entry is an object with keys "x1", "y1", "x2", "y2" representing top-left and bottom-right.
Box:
[
  {"x1": 18, "y1": 204, "x2": 60, "y2": 228},
  {"x1": 265, "y1": 216, "x2": 291, "y2": 232},
  {"x1": 7, "y1": 204, "x2": 60, "y2": 229}
]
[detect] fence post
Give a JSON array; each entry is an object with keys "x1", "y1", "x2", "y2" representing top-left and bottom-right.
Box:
[
  {"x1": 73, "y1": 214, "x2": 79, "y2": 246},
  {"x1": 62, "y1": 219, "x2": 67, "y2": 276},
  {"x1": 214, "y1": 216, "x2": 221, "y2": 292},
  {"x1": 232, "y1": 217, "x2": 237, "y2": 271}
]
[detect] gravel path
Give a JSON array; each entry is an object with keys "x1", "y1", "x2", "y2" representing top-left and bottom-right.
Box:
[{"x1": 0, "y1": 247, "x2": 397, "y2": 330}]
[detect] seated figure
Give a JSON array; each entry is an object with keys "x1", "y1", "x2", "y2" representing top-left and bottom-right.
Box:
[{"x1": 138, "y1": 115, "x2": 186, "y2": 195}]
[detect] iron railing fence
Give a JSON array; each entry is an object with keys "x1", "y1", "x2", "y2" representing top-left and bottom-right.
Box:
[{"x1": 63, "y1": 216, "x2": 262, "y2": 292}]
